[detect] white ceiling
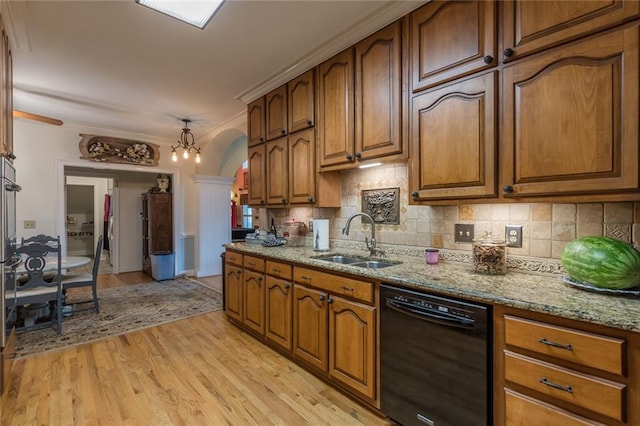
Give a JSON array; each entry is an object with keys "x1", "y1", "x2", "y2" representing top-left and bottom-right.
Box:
[{"x1": 3, "y1": 0, "x2": 424, "y2": 147}]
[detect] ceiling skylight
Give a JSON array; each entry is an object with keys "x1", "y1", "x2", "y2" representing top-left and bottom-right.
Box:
[{"x1": 136, "y1": 0, "x2": 225, "y2": 29}]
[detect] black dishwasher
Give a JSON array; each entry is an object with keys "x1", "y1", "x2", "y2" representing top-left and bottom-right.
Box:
[{"x1": 380, "y1": 284, "x2": 492, "y2": 426}]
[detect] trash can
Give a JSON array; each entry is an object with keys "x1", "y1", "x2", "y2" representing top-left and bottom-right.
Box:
[{"x1": 150, "y1": 251, "x2": 175, "y2": 281}]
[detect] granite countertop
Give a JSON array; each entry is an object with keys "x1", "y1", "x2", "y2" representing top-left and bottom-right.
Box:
[{"x1": 224, "y1": 242, "x2": 640, "y2": 334}]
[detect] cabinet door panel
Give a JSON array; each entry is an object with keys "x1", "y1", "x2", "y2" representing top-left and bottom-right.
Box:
[
  {"x1": 501, "y1": 27, "x2": 638, "y2": 197},
  {"x1": 288, "y1": 69, "x2": 314, "y2": 133},
  {"x1": 505, "y1": 389, "x2": 604, "y2": 426},
  {"x1": 355, "y1": 20, "x2": 404, "y2": 161},
  {"x1": 266, "y1": 85, "x2": 287, "y2": 140},
  {"x1": 293, "y1": 285, "x2": 327, "y2": 372},
  {"x1": 225, "y1": 264, "x2": 243, "y2": 322},
  {"x1": 288, "y1": 130, "x2": 315, "y2": 204},
  {"x1": 329, "y1": 296, "x2": 376, "y2": 400},
  {"x1": 410, "y1": 72, "x2": 497, "y2": 200},
  {"x1": 503, "y1": 0, "x2": 640, "y2": 61},
  {"x1": 247, "y1": 97, "x2": 266, "y2": 147},
  {"x1": 266, "y1": 139, "x2": 288, "y2": 205},
  {"x1": 247, "y1": 144, "x2": 266, "y2": 206},
  {"x1": 265, "y1": 276, "x2": 292, "y2": 351},
  {"x1": 411, "y1": 0, "x2": 496, "y2": 92},
  {"x1": 243, "y1": 270, "x2": 265, "y2": 335},
  {"x1": 317, "y1": 49, "x2": 354, "y2": 168}
]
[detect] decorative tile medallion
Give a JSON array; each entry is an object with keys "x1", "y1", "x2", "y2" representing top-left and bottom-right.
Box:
[{"x1": 361, "y1": 187, "x2": 400, "y2": 224}]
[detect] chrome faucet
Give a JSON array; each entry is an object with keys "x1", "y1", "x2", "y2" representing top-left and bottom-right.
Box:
[{"x1": 342, "y1": 212, "x2": 385, "y2": 258}]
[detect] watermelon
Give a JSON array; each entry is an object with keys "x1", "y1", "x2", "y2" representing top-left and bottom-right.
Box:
[{"x1": 561, "y1": 236, "x2": 640, "y2": 289}]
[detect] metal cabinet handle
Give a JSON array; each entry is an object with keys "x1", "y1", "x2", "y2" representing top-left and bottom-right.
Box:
[
  {"x1": 503, "y1": 185, "x2": 514, "y2": 193},
  {"x1": 284, "y1": 283, "x2": 291, "y2": 289},
  {"x1": 300, "y1": 275, "x2": 312, "y2": 281},
  {"x1": 346, "y1": 154, "x2": 353, "y2": 161},
  {"x1": 340, "y1": 285, "x2": 354, "y2": 292},
  {"x1": 411, "y1": 191, "x2": 419, "y2": 198},
  {"x1": 257, "y1": 276, "x2": 263, "y2": 282},
  {"x1": 306, "y1": 120, "x2": 313, "y2": 125},
  {"x1": 504, "y1": 48, "x2": 514, "y2": 57},
  {"x1": 271, "y1": 268, "x2": 281, "y2": 273},
  {"x1": 538, "y1": 338, "x2": 573, "y2": 351},
  {"x1": 319, "y1": 294, "x2": 326, "y2": 301},
  {"x1": 327, "y1": 296, "x2": 334, "y2": 304},
  {"x1": 483, "y1": 55, "x2": 494, "y2": 64},
  {"x1": 355, "y1": 152, "x2": 362, "y2": 159},
  {"x1": 281, "y1": 129, "x2": 286, "y2": 135},
  {"x1": 539, "y1": 377, "x2": 573, "y2": 394},
  {"x1": 308, "y1": 196, "x2": 315, "y2": 203},
  {"x1": 281, "y1": 198, "x2": 288, "y2": 204}
]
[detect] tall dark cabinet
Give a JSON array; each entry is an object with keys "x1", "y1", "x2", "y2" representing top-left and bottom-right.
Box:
[{"x1": 141, "y1": 192, "x2": 173, "y2": 275}]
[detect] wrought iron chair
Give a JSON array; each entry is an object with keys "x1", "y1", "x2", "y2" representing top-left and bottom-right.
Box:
[
  {"x1": 10, "y1": 235, "x2": 64, "y2": 334},
  {"x1": 61, "y1": 235, "x2": 103, "y2": 313}
]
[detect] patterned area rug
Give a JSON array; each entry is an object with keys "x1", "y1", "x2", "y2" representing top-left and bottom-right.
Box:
[{"x1": 13, "y1": 277, "x2": 223, "y2": 359}]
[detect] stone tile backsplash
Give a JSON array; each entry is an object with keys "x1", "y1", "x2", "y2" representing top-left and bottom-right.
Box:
[{"x1": 265, "y1": 162, "x2": 640, "y2": 260}]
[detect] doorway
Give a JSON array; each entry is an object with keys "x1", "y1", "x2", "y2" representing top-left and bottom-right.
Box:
[{"x1": 65, "y1": 176, "x2": 114, "y2": 275}]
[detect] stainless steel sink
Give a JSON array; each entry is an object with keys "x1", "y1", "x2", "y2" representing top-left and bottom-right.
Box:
[
  {"x1": 312, "y1": 254, "x2": 364, "y2": 264},
  {"x1": 351, "y1": 260, "x2": 399, "y2": 269},
  {"x1": 313, "y1": 254, "x2": 401, "y2": 268}
]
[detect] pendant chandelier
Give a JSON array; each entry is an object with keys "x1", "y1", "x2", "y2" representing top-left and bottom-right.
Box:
[{"x1": 171, "y1": 119, "x2": 201, "y2": 163}]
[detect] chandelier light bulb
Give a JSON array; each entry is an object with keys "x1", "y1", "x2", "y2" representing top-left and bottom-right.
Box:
[
  {"x1": 172, "y1": 150, "x2": 178, "y2": 162},
  {"x1": 196, "y1": 153, "x2": 201, "y2": 163},
  {"x1": 183, "y1": 150, "x2": 189, "y2": 159}
]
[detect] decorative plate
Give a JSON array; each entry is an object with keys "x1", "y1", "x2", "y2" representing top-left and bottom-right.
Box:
[
  {"x1": 262, "y1": 238, "x2": 287, "y2": 247},
  {"x1": 562, "y1": 276, "x2": 640, "y2": 297}
]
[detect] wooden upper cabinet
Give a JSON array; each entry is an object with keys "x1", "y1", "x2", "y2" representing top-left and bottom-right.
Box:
[
  {"x1": 247, "y1": 144, "x2": 266, "y2": 206},
  {"x1": 288, "y1": 69, "x2": 315, "y2": 133},
  {"x1": 0, "y1": 16, "x2": 13, "y2": 161},
  {"x1": 410, "y1": 72, "x2": 498, "y2": 201},
  {"x1": 410, "y1": 0, "x2": 497, "y2": 93},
  {"x1": 266, "y1": 138, "x2": 288, "y2": 205},
  {"x1": 500, "y1": 25, "x2": 639, "y2": 198},
  {"x1": 247, "y1": 97, "x2": 266, "y2": 147},
  {"x1": 502, "y1": 0, "x2": 640, "y2": 62},
  {"x1": 355, "y1": 20, "x2": 406, "y2": 164},
  {"x1": 266, "y1": 85, "x2": 287, "y2": 141},
  {"x1": 288, "y1": 129, "x2": 315, "y2": 205},
  {"x1": 317, "y1": 48, "x2": 355, "y2": 169}
]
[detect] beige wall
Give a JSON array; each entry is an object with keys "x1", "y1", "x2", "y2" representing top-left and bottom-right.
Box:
[{"x1": 268, "y1": 162, "x2": 640, "y2": 260}]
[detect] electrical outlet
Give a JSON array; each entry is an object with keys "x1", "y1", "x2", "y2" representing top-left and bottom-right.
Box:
[
  {"x1": 308, "y1": 220, "x2": 314, "y2": 232},
  {"x1": 506, "y1": 225, "x2": 523, "y2": 248},
  {"x1": 24, "y1": 220, "x2": 36, "y2": 229},
  {"x1": 454, "y1": 224, "x2": 474, "y2": 243}
]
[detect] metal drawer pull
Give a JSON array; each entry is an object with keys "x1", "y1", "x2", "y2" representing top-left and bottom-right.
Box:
[
  {"x1": 539, "y1": 338, "x2": 573, "y2": 351},
  {"x1": 300, "y1": 275, "x2": 312, "y2": 281},
  {"x1": 539, "y1": 377, "x2": 573, "y2": 393},
  {"x1": 247, "y1": 262, "x2": 256, "y2": 267},
  {"x1": 271, "y1": 268, "x2": 281, "y2": 273},
  {"x1": 340, "y1": 285, "x2": 354, "y2": 291}
]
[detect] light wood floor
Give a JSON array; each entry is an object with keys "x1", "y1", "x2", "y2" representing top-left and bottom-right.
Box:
[{"x1": 1, "y1": 272, "x2": 391, "y2": 425}]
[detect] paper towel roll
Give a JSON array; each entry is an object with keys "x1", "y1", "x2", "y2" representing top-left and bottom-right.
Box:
[{"x1": 313, "y1": 219, "x2": 330, "y2": 251}]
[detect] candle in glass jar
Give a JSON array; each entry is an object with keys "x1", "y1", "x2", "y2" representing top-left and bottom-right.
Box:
[{"x1": 425, "y1": 248, "x2": 439, "y2": 265}]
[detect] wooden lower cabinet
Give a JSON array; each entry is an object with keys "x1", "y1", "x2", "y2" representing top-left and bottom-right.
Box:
[
  {"x1": 494, "y1": 305, "x2": 638, "y2": 425},
  {"x1": 265, "y1": 275, "x2": 293, "y2": 351},
  {"x1": 242, "y1": 269, "x2": 265, "y2": 335},
  {"x1": 224, "y1": 263, "x2": 243, "y2": 322},
  {"x1": 293, "y1": 284, "x2": 328, "y2": 371},
  {"x1": 328, "y1": 295, "x2": 376, "y2": 400}
]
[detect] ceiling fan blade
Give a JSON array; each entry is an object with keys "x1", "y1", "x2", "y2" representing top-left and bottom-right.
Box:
[{"x1": 13, "y1": 110, "x2": 63, "y2": 126}]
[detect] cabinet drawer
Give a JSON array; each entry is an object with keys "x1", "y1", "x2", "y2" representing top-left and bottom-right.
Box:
[
  {"x1": 293, "y1": 267, "x2": 373, "y2": 304},
  {"x1": 504, "y1": 315, "x2": 625, "y2": 375},
  {"x1": 244, "y1": 255, "x2": 265, "y2": 272},
  {"x1": 505, "y1": 389, "x2": 605, "y2": 426},
  {"x1": 266, "y1": 260, "x2": 292, "y2": 280},
  {"x1": 225, "y1": 251, "x2": 243, "y2": 266},
  {"x1": 504, "y1": 351, "x2": 625, "y2": 421}
]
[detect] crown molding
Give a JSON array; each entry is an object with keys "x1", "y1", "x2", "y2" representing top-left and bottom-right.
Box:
[{"x1": 235, "y1": 1, "x2": 426, "y2": 105}]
